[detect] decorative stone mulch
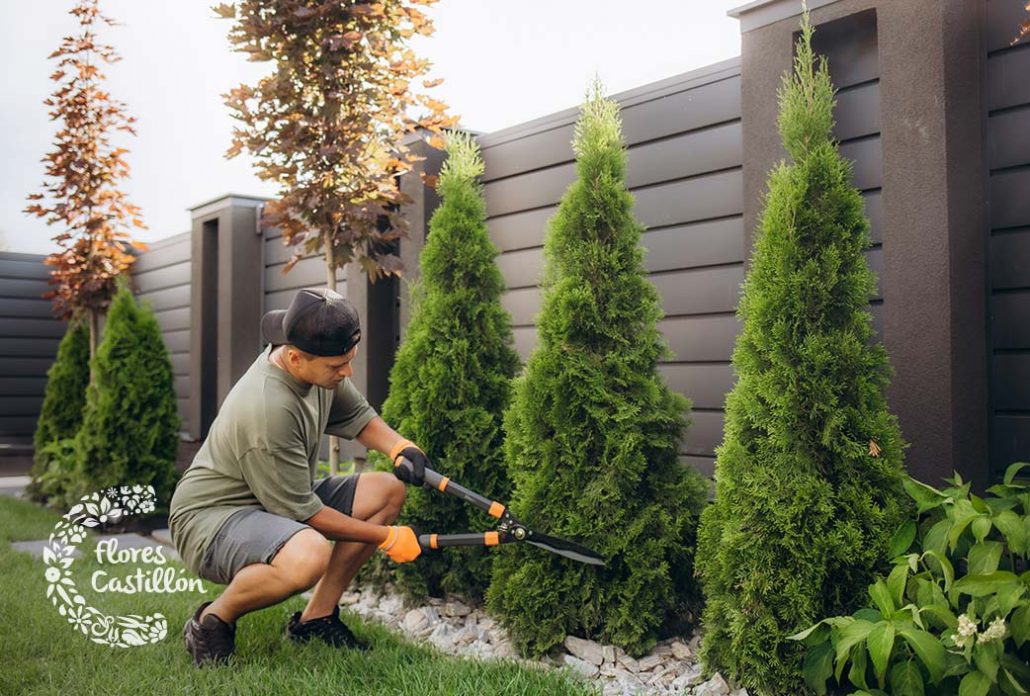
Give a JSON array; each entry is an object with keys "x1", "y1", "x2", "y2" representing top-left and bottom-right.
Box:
[{"x1": 332, "y1": 586, "x2": 749, "y2": 696}]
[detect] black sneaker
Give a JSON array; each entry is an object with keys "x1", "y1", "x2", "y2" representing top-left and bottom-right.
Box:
[
  {"x1": 183, "y1": 601, "x2": 236, "y2": 667},
  {"x1": 286, "y1": 605, "x2": 369, "y2": 650}
]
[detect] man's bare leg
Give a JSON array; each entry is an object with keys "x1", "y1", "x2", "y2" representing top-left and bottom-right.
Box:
[
  {"x1": 200, "y1": 528, "x2": 332, "y2": 624},
  {"x1": 300, "y1": 472, "x2": 405, "y2": 622}
]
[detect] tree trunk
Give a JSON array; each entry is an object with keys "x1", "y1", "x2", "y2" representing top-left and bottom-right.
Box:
[
  {"x1": 87, "y1": 308, "x2": 99, "y2": 385},
  {"x1": 324, "y1": 234, "x2": 341, "y2": 476}
]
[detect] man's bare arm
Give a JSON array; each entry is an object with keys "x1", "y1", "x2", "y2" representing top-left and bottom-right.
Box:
[
  {"x1": 354, "y1": 416, "x2": 407, "y2": 456},
  {"x1": 303, "y1": 505, "x2": 389, "y2": 545}
]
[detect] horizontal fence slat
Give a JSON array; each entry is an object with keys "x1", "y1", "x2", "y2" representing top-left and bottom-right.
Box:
[
  {"x1": 131, "y1": 237, "x2": 191, "y2": 274},
  {"x1": 0, "y1": 297, "x2": 58, "y2": 319},
  {"x1": 154, "y1": 307, "x2": 190, "y2": 333},
  {"x1": 0, "y1": 416, "x2": 37, "y2": 437},
  {"x1": 138, "y1": 284, "x2": 191, "y2": 313},
  {"x1": 162, "y1": 329, "x2": 190, "y2": 354},
  {"x1": 864, "y1": 190, "x2": 883, "y2": 245},
  {"x1": 990, "y1": 168, "x2": 1030, "y2": 230},
  {"x1": 992, "y1": 291, "x2": 1030, "y2": 349},
  {"x1": 134, "y1": 262, "x2": 191, "y2": 294},
  {"x1": 683, "y1": 411, "x2": 724, "y2": 456},
  {"x1": 0, "y1": 277, "x2": 51, "y2": 300},
  {"x1": 0, "y1": 337, "x2": 61, "y2": 357},
  {"x1": 988, "y1": 107, "x2": 1030, "y2": 171},
  {"x1": 991, "y1": 229, "x2": 1030, "y2": 291},
  {"x1": 662, "y1": 315, "x2": 741, "y2": 363},
  {"x1": 652, "y1": 266, "x2": 745, "y2": 316},
  {"x1": 0, "y1": 357, "x2": 56, "y2": 376},
  {"x1": 635, "y1": 170, "x2": 743, "y2": 229},
  {"x1": 0, "y1": 258, "x2": 50, "y2": 281},
  {"x1": 839, "y1": 136, "x2": 882, "y2": 191},
  {"x1": 0, "y1": 396, "x2": 44, "y2": 416},
  {"x1": 991, "y1": 413, "x2": 1030, "y2": 475},
  {"x1": 658, "y1": 363, "x2": 735, "y2": 410},
  {"x1": 1, "y1": 318, "x2": 66, "y2": 338},
  {"x1": 993, "y1": 354, "x2": 1030, "y2": 410},
  {"x1": 680, "y1": 455, "x2": 716, "y2": 480},
  {"x1": 264, "y1": 257, "x2": 345, "y2": 294},
  {"x1": 987, "y1": 47, "x2": 1030, "y2": 112},
  {"x1": 170, "y1": 353, "x2": 190, "y2": 376},
  {"x1": 986, "y1": 0, "x2": 1030, "y2": 52},
  {"x1": 0, "y1": 377, "x2": 47, "y2": 396},
  {"x1": 489, "y1": 208, "x2": 555, "y2": 253},
  {"x1": 643, "y1": 217, "x2": 746, "y2": 272},
  {"x1": 834, "y1": 81, "x2": 880, "y2": 142},
  {"x1": 174, "y1": 376, "x2": 189, "y2": 400}
]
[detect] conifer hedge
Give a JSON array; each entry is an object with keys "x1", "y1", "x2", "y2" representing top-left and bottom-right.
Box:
[
  {"x1": 486, "y1": 85, "x2": 708, "y2": 658},
  {"x1": 694, "y1": 18, "x2": 911, "y2": 695},
  {"x1": 372, "y1": 132, "x2": 519, "y2": 601},
  {"x1": 73, "y1": 283, "x2": 180, "y2": 509},
  {"x1": 28, "y1": 321, "x2": 89, "y2": 502}
]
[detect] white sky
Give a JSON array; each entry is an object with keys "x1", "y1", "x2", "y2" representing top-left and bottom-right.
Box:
[{"x1": 2, "y1": 0, "x2": 742, "y2": 255}]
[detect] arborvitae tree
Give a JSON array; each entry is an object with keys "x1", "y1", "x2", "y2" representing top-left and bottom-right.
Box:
[
  {"x1": 28, "y1": 321, "x2": 90, "y2": 501},
  {"x1": 486, "y1": 84, "x2": 708, "y2": 658},
  {"x1": 694, "y1": 17, "x2": 910, "y2": 695},
  {"x1": 73, "y1": 283, "x2": 180, "y2": 510},
  {"x1": 369, "y1": 132, "x2": 519, "y2": 602}
]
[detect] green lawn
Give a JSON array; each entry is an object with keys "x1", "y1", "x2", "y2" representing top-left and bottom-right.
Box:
[{"x1": 0, "y1": 496, "x2": 595, "y2": 696}]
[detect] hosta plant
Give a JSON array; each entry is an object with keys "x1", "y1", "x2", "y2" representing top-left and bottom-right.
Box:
[{"x1": 790, "y1": 462, "x2": 1030, "y2": 696}]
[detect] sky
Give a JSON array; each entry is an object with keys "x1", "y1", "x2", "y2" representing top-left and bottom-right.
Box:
[{"x1": 1, "y1": 0, "x2": 743, "y2": 255}]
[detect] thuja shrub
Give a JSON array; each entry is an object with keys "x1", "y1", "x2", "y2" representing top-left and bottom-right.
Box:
[
  {"x1": 73, "y1": 283, "x2": 180, "y2": 510},
  {"x1": 28, "y1": 321, "x2": 90, "y2": 503},
  {"x1": 694, "y1": 16, "x2": 911, "y2": 696},
  {"x1": 369, "y1": 131, "x2": 519, "y2": 602},
  {"x1": 486, "y1": 83, "x2": 708, "y2": 658}
]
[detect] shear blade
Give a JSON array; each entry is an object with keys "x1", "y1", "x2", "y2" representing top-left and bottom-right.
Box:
[{"x1": 525, "y1": 530, "x2": 605, "y2": 566}]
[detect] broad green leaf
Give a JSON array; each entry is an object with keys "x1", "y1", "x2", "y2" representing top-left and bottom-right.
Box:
[
  {"x1": 869, "y1": 579, "x2": 896, "y2": 617},
  {"x1": 1004, "y1": 461, "x2": 1030, "y2": 486},
  {"x1": 1011, "y1": 604, "x2": 1030, "y2": 647},
  {"x1": 855, "y1": 607, "x2": 884, "y2": 623},
  {"x1": 999, "y1": 667, "x2": 1029, "y2": 696},
  {"x1": 921, "y1": 550, "x2": 955, "y2": 592},
  {"x1": 920, "y1": 603, "x2": 958, "y2": 631},
  {"x1": 890, "y1": 520, "x2": 918, "y2": 557},
  {"x1": 789, "y1": 619, "x2": 833, "y2": 642},
  {"x1": 971, "y1": 494, "x2": 991, "y2": 516},
  {"x1": 949, "y1": 500, "x2": 980, "y2": 550},
  {"x1": 993, "y1": 509, "x2": 1027, "y2": 555},
  {"x1": 959, "y1": 670, "x2": 992, "y2": 696},
  {"x1": 835, "y1": 620, "x2": 876, "y2": 682},
  {"x1": 973, "y1": 641, "x2": 1000, "y2": 682},
  {"x1": 801, "y1": 639, "x2": 833, "y2": 695},
  {"x1": 923, "y1": 519, "x2": 951, "y2": 556},
  {"x1": 898, "y1": 627, "x2": 947, "y2": 684},
  {"x1": 971, "y1": 516, "x2": 992, "y2": 543},
  {"x1": 967, "y1": 541, "x2": 1004, "y2": 576},
  {"x1": 953, "y1": 571, "x2": 1020, "y2": 597},
  {"x1": 1000, "y1": 653, "x2": 1030, "y2": 684},
  {"x1": 849, "y1": 640, "x2": 870, "y2": 690},
  {"x1": 889, "y1": 661, "x2": 925, "y2": 696},
  {"x1": 888, "y1": 563, "x2": 910, "y2": 608},
  {"x1": 903, "y1": 477, "x2": 946, "y2": 513},
  {"x1": 997, "y1": 582, "x2": 1026, "y2": 616},
  {"x1": 867, "y1": 622, "x2": 895, "y2": 688}
]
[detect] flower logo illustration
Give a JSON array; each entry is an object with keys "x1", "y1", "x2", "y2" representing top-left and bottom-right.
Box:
[{"x1": 43, "y1": 485, "x2": 168, "y2": 648}]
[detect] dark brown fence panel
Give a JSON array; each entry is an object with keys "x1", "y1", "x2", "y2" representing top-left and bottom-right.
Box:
[
  {"x1": 986, "y1": 0, "x2": 1030, "y2": 479},
  {"x1": 262, "y1": 229, "x2": 346, "y2": 312},
  {"x1": 132, "y1": 232, "x2": 192, "y2": 436},
  {"x1": 0, "y1": 252, "x2": 63, "y2": 442}
]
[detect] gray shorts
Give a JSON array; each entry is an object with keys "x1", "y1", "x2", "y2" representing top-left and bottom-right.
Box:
[{"x1": 198, "y1": 474, "x2": 360, "y2": 585}]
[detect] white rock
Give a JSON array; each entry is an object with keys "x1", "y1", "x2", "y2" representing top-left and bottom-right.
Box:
[
  {"x1": 670, "y1": 640, "x2": 692, "y2": 661},
  {"x1": 493, "y1": 639, "x2": 516, "y2": 658},
  {"x1": 340, "y1": 592, "x2": 360, "y2": 605},
  {"x1": 602, "y1": 644, "x2": 616, "y2": 664},
  {"x1": 688, "y1": 634, "x2": 702, "y2": 652},
  {"x1": 637, "y1": 654, "x2": 663, "y2": 672},
  {"x1": 403, "y1": 608, "x2": 428, "y2": 633},
  {"x1": 695, "y1": 673, "x2": 730, "y2": 696},
  {"x1": 617, "y1": 652, "x2": 640, "y2": 673},
  {"x1": 379, "y1": 594, "x2": 403, "y2": 614},
  {"x1": 478, "y1": 617, "x2": 496, "y2": 631},
  {"x1": 564, "y1": 654, "x2": 600, "y2": 678},
  {"x1": 442, "y1": 600, "x2": 471, "y2": 617},
  {"x1": 730, "y1": 689, "x2": 749, "y2": 696},
  {"x1": 653, "y1": 643, "x2": 673, "y2": 658},
  {"x1": 565, "y1": 635, "x2": 605, "y2": 666}
]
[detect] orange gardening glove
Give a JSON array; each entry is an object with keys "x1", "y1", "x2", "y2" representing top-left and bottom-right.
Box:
[
  {"x1": 389, "y1": 439, "x2": 429, "y2": 486},
  {"x1": 378, "y1": 525, "x2": 422, "y2": 563}
]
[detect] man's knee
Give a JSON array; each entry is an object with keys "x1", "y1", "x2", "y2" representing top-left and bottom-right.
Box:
[
  {"x1": 383, "y1": 474, "x2": 406, "y2": 519},
  {"x1": 275, "y1": 529, "x2": 331, "y2": 590}
]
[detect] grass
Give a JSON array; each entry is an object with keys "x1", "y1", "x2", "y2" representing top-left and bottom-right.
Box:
[{"x1": 0, "y1": 496, "x2": 596, "y2": 696}]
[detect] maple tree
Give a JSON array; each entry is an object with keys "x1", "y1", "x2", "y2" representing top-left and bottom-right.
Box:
[
  {"x1": 217, "y1": 0, "x2": 457, "y2": 281},
  {"x1": 1018, "y1": 1, "x2": 1029, "y2": 44},
  {"x1": 25, "y1": 0, "x2": 147, "y2": 360}
]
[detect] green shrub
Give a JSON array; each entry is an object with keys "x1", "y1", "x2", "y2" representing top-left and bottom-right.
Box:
[
  {"x1": 368, "y1": 131, "x2": 519, "y2": 602},
  {"x1": 72, "y1": 283, "x2": 180, "y2": 511},
  {"x1": 28, "y1": 321, "x2": 89, "y2": 503},
  {"x1": 693, "y1": 16, "x2": 911, "y2": 695},
  {"x1": 791, "y1": 463, "x2": 1030, "y2": 696},
  {"x1": 485, "y1": 83, "x2": 708, "y2": 658}
]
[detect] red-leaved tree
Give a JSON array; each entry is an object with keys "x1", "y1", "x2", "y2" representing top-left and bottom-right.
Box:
[{"x1": 25, "y1": 0, "x2": 147, "y2": 360}]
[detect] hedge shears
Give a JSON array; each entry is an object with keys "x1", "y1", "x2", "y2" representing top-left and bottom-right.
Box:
[{"x1": 395, "y1": 457, "x2": 605, "y2": 566}]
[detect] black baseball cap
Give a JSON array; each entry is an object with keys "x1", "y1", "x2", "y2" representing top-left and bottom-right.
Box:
[{"x1": 260, "y1": 288, "x2": 361, "y2": 357}]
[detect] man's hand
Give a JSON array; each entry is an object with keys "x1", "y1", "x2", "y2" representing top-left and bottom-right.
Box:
[
  {"x1": 378, "y1": 525, "x2": 421, "y2": 563},
  {"x1": 389, "y1": 439, "x2": 429, "y2": 486}
]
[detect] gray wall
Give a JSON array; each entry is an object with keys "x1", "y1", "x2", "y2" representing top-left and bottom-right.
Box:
[
  {"x1": 986, "y1": 0, "x2": 1030, "y2": 479},
  {"x1": 131, "y1": 232, "x2": 192, "y2": 436},
  {"x1": 0, "y1": 251, "x2": 63, "y2": 441}
]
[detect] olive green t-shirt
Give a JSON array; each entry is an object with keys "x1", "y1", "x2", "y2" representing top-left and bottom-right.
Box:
[{"x1": 168, "y1": 344, "x2": 377, "y2": 575}]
